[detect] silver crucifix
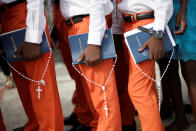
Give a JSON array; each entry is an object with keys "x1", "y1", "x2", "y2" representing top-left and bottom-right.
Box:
[{"x1": 36, "y1": 85, "x2": 43, "y2": 99}]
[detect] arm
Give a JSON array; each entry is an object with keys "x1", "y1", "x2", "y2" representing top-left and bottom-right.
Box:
[
  {"x1": 174, "y1": 0, "x2": 188, "y2": 35},
  {"x1": 78, "y1": 0, "x2": 110, "y2": 66},
  {"x1": 139, "y1": 0, "x2": 173, "y2": 60},
  {"x1": 14, "y1": 0, "x2": 46, "y2": 61},
  {"x1": 153, "y1": 0, "x2": 173, "y2": 31},
  {"x1": 25, "y1": 0, "x2": 46, "y2": 44}
]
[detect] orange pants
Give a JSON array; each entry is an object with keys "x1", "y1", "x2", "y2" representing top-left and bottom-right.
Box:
[
  {"x1": 53, "y1": 5, "x2": 95, "y2": 127},
  {"x1": 113, "y1": 34, "x2": 135, "y2": 126},
  {"x1": 67, "y1": 16, "x2": 122, "y2": 131},
  {"x1": 123, "y1": 18, "x2": 164, "y2": 131},
  {"x1": 1, "y1": 3, "x2": 64, "y2": 131},
  {"x1": 0, "y1": 109, "x2": 5, "y2": 131}
]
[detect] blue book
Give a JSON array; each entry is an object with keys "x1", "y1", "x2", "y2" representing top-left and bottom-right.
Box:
[
  {"x1": 0, "y1": 28, "x2": 50, "y2": 63},
  {"x1": 124, "y1": 23, "x2": 176, "y2": 64},
  {"x1": 68, "y1": 29, "x2": 116, "y2": 65}
]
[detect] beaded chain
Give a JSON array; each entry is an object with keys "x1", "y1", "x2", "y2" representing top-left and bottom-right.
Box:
[
  {"x1": 1, "y1": 48, "x2": 53, "y2": 99},
  {"x1": 135, "y1": 48, "x2": 175, "y2": 111},
  {"x1": 72, "y1": 56, "x2": 118, "y2": 117}
]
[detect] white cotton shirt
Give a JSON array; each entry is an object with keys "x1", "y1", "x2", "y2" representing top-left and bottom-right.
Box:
[
  {"x1": 0, "y1": 0, "x2": 46, "y2": 44},
  {"x1": 60, "y1": 0, "x2": 113, "y2": 46},
  {"x1": 118, "y1": 0, "x2": 173, "y2": 31}
]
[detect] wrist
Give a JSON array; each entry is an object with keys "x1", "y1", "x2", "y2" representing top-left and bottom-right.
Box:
[{"x1": 152, "y1": 35, "x2": 163, "y2": 41}]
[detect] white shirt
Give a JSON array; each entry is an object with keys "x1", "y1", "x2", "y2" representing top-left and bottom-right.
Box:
[
  {"x1": 111, "y1": 0, "x2": 123, "y2": 34},
  {"x1": 118, "y1": 0, "x2": 173, "y2": 31},
  {"x1": 0, "y1": 0, "x2": 46, "y2": 44},
  {"x1": 60, "y1": 0, "x2": 113, "y2": 46}
]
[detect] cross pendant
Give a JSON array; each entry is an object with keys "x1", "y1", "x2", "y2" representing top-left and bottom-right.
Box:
[{"x1": 36, "y1": 85, "x2": 43, "y2": 99}]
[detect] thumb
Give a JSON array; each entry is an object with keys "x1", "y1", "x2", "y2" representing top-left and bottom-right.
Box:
[
  {"x1": 78, "y1": 52, "x2": 85, "y2": 63},
  {"x1": 175, "y1": 17, "x2": 180, "y2": 31},
  {"x1": 13, "y1": 43, "x2": 24, "y2": 58},
  {"x1": 138, "y1": 42, "x2": 148, "y2": 52}
]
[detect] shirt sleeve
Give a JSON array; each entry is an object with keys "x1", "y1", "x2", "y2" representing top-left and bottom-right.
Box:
[
  {"x1": 25, "y1": 0, "x2": 46, "y2": 44},
  {"x1": 153, "y1": 0, "x2": 173, "y2": 31},
  {"x1": 88, "y1": 0, "x2": 108, "y2": 46}
]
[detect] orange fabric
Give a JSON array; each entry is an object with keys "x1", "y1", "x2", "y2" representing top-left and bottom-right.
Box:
[
  {"x1": 1, "y1": 3, "x2": 64, "y2": 131},
  {"x1": 113, "y1": 34, "x2": 135, "y2": 126},
  {"x1": 67, "y1": 17, "x2": 122, "y2": 131},
  {"x1": 123, "y1": 18, "x2": 164, "y2": 131},
  {"x1": 0, "y1": 109, "x2": 5, "y2": 131},
  {"x1": 53, "y1": 5, "x2": 95, "y2": 127}
]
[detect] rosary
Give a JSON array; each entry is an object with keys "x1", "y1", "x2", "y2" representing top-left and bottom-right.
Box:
[
  {"x1": 135, "y1": 48, "x2": 175, "y2": 111},
  {"x1": 72, "y1": 56, "x2": 118, "y2": 117},
  {"x1": 2, "y1": 48, "x2": 53, "y2": 99}
]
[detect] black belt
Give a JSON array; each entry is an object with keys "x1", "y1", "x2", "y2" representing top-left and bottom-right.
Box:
[
  {"x1": 123, "y1": 11, "x2": 154, "y2": 22},
  {"x1": 0, "y1": 0, "x2": 26, "y2": 12},
  {"x1": 53, "y1": 0, "x2": 59, "y2": 6},
  {"x1": 65, "y1": 14, "x2": 89, "y2": 26}
]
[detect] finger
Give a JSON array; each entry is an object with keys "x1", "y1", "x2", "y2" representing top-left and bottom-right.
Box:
[
  {"x1": 78, "y1": 52, "x2": 85, "y2": 63},
  {"x1": 174, "y1": 21, "x2": 187, "y2": 35},
  {"x1": 85, "y1": 59, "x2": 90, "y2": 66},
  {"x1": 175, "y1": 16, "x2": 180, "y2": 30},
  {"x1": 92, "y1": 59, "x2": 101, "y2": 67},
  {"x1": 13, "y1": 44, "x2": 24, "y2": 58},
  {"x1": 158, "y1": 51, "x2": 163, "y2": 60},
  {"x1": 138, "y1": 42, "x2": 148, "y2": 52},
  {"x1": 153, "y1": 51, "x2": 158, "y2": 61},
  {"x1": 149, "y1": 49, "x2": 153, "y2": 60}
]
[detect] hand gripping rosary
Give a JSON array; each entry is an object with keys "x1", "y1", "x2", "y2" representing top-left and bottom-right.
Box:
[{"x1": 1, "y1": 48, "x2": 53, "y2": 99}]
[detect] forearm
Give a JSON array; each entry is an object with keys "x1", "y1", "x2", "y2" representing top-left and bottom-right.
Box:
[{"x1": 180, "y1": 0, "x2": 188, "y2": 13}]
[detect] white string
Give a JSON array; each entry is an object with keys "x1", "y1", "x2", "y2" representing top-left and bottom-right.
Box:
[
  {"x1": 1, "y1": 48, "x2": 53, "y2": 99},
  {"x1": 72, "y1": 56, "x2": 118, "y2": 117},
  {"x1": 135, "y1": 48, "x2": 175, "y2": 111}
]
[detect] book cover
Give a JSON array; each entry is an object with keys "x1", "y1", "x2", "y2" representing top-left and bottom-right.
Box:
[
  {"x1": 68, "y1": 29, "x2": 116, "y2": 65},
  {"x1": 124, "y1": 23, "x2": 176, "y2": 64},
  {"x1": 0, "y1": 28, "x2": 50, "y2": 63}
]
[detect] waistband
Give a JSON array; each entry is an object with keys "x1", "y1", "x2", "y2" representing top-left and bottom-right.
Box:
[
  {"x1": 65, "y1": 14, "x2": 89, "y2": 26},
  {"x1": 123, "y1": 11, "x2": 154, "y2": 23}
]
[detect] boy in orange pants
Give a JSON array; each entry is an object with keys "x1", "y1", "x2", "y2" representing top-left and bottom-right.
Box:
[
  {"x1": 0, "y1": 0, "x2": 64, "y2": 130},
  {"x1": 52, "y1": 2, "x2": 95, "y2": 130},
  {"x1": 117, "y1": 0, "x2": 173, "y2": 131},
  {"x1": 57, "y1": 0, "x2": 122, "y2": 131}
]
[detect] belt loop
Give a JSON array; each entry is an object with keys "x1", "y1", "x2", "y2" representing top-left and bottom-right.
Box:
[
  {"x1": 133, "y1": 14, "x2": 137, "y2": 22},
  {"x1": 70, "y1": 18, "x2": 74, "y2": 25}
]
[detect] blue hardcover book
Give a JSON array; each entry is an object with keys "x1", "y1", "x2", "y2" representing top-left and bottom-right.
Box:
[
  {"x1": 0, "y1": 28, "x2": 50, "y2": 63},
  {"x1": 68, "y1": 29, "x2": 116, "y2": 65},
  {"x1": 124, "y1": 23, "x2": 176, "y2": 64}
]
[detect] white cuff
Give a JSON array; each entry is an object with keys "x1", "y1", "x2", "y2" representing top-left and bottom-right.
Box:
[
  {"x1": 153, "y1": 17, "x2": 166, "y2": 31},
  {"x1": 88, "y1": 31, "x2": 105, "y2": 46},
  {"x1": 25, "y1": 28, "x2": 43, "y2": 44}
]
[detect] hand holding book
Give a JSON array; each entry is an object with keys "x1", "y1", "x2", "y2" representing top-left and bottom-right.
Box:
[
  {"x1": 14, "y1": 42, "x2": 41, "y2": 62},
  {"x1": 138, "y1": 35, "x2": 164, "y2": 60},
  {"x1": 78, "y1": 44, "x2": 101, "y2": 66}
]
